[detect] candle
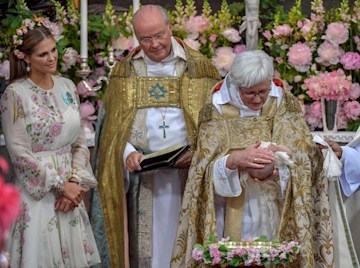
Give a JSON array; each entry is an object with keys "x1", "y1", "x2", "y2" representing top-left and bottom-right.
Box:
[
  {"x1": 133, "y1": 0, "x2": 140, "y2": 47},
  {"x1": 133, "y1": 0, "x2": 140, "y2": 13},
  {"x1": 80, "y1": 0, "x2": 88, "y2": 59}
]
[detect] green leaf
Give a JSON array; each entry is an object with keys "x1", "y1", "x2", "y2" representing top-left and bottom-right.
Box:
[{"x1": 254, "y1": 235, "x2": 269, "y2": 242}]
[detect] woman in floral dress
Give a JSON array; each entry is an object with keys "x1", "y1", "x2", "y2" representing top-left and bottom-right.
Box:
[{"x1": 0, "y1": 19, "x2": 100, "y2": 268}]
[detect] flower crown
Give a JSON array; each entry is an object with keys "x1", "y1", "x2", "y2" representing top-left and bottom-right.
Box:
[{"x1": 13, "y1": 15, "x2": 52, "y2": 59}]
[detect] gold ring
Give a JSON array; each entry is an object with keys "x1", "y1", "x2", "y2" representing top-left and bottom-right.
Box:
[{"x1": 254, "y1": 157, "x2": 257, "y2": 163}]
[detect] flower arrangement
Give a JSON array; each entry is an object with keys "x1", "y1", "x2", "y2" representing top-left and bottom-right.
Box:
[
  {"x1": 262, "y1": 0, "x2": 360, "y2": 131},
  {"x1": 170, "y1": 0, "x2": 246, "y2": 76},
  {"x1": 192, "y1": 235, "x2": 299, "y2": 267}
]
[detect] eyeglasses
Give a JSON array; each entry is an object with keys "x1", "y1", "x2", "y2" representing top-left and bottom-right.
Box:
[
  {"x1": 239, "y1": 88, "x2": 271, "y2": 98},
  {"x1": 139, "y1": 31, "x2": 166, "y2": 45}
]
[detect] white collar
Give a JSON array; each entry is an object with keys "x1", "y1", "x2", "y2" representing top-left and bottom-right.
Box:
[
  {"x1": 132, "y1": 37, "x2": 187, "y2": 64},
  {"x1": 212, "y1": 76, "x2": 284, "y2": 117}
]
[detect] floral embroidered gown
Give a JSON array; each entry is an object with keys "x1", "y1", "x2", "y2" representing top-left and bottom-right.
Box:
[{"x1": 0, "y1": 75, "x2": 100, "y2": 268}]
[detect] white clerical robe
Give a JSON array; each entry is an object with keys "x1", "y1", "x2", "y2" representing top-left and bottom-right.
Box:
[
  {"x1": 340, "y1": 128, "x2": 360, "y2": 266},
  {"x1": 211, "y1": 76, "x2": 290, "y2": 240},
  {"x1": 314, "y1": 128, "x2": 360, "y2": 268},
  {"x1": 123, "y1": 39, "x2": 188, "y2": 268}
]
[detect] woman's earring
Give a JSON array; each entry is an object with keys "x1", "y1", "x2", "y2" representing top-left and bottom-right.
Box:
[{"x1": 26, "y1": 63, "x2": 30, "y2": 72}]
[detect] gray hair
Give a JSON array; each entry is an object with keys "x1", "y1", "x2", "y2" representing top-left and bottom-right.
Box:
[
  {"x1": 133, "y1": 5, "x2": 170, "y2": 31},
  {"x1": 229, "y1": 50, "x2": 274, "y2": 89}
]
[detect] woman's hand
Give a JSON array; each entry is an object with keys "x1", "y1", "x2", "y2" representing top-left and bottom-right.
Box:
[
  {"x1": 226, "y1": 141, "x2": 274, "y2": 170},
  {"x1": 55, "y1": 196, "x2": 76, "y2": 213},
  {"x1": 126, "y1": 151, "x2": 143, "y2": 172},
  {"x1": 62, "y1": 182, "x2": 84, "y2": 207}
]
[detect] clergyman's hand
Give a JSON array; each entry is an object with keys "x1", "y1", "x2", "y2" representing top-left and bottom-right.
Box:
[
  {"x1": 327, "y1": 140, "x2": 343, "y2": 159},
  {"x1": 126, "y1": 151, "x2": 143, "y2": 172},
  {"x1": 317, "y1": 140, "x2": 343, "y2": 159},
  {"x1": 174, "y1": 150, "x2": 193, "y2": 167}
]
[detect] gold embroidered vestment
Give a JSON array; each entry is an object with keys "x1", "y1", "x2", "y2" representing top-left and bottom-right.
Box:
[
  {"x1": 171, "y1": 85, "x2": 334, "y2": 268},
  {"x1": 97, "y1": 43, "x2": 221, "y2": 267}
]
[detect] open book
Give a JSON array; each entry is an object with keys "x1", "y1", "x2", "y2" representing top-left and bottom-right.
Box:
[{"x1": 138, "y1": 143, "x2": 191, "y2": 172}]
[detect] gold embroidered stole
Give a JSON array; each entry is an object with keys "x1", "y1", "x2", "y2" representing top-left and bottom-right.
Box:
[
  {"x1": 222, "y1": 98, "x2": 277, "y2": 240},
  {"x1": 135, "y1": 76, "x2": 182, "y2": 108}
]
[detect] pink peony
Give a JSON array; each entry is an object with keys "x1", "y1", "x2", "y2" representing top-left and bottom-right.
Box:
[
  {"x1": 300, "y1": 19, "x2": 318, "y2": 36},
  {"x1": 0, "y1": 60, "x2": 10, "y2": 80},
  {"x1": 183, "y1": 16, "x2": 210, "y2": 33},
  {"x1": 305, "y1": 101, "x2": 323, "y2": 130},
  {"x1": 315, "y1": 41, "x2": 344, "y2": 66},
  {"x1": 80, "y1": 101, "x2": 97, "y2": 133},
  {"x1": 184, "y1": 38, "x2": 201, "y2": 51},
  {"x1": 77, "y1": 80, "x2": 97, "y2": 97},
  {"x1": 212, "y1": 47, "x2": 236, "y2": 77},
  {"x1": 61, "y1": 47, "x2": 78, "y2": 72},
  {"x1": 222, "y1": 28, "x2": 241, "y2": 43},
  {"x1": 287, "y1": 42, "x2": 312, "y2": 72},
  {"x1": 112, "y1": 36, "x2": 134, "y2": 51},
  {"x1": 343, "y1": 101, "x2": 360, "y2": 120},
  {"x1": 322, "y1": 22, "x2": 349, "y2": 46},
  {"x1": 272, "y1": 24, "x2": 293, "y2": 37},
  {"x1": 48, "y1": 22, "x2": 64, "y2": 42},
  {"x1": 303, "y1": 69, "x2": 353, "y2": 101},
  {"x1": 262, "y1": 30, "x2": 272, "y2": 39},
  {"x1": 337, "y1": 108, "x2": 348, "y2": 130},
  {"x1": 349, "y1": 83, "x2": 360, "y2": 100},
  {"x1": 233, "y1": 44, "x2": 247, "y2": 55},
  {"x1": 340, "y1": 52, "x2": 360, "y2": 70},
  {"x1": 209, "y1": 34, "x2": 217, "y2": 43}
]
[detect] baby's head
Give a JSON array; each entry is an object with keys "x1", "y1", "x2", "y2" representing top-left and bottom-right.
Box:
[{"x1": 247, "y1": 162, "x2": 274, "y2": 180}]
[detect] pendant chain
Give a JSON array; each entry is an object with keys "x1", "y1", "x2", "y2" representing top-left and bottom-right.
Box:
[{"x1": 159, "y1": 108, "x2": 169, "y2": 139}]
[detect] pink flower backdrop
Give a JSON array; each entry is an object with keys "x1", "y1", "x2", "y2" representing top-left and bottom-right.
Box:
[
  {"x1": 0, "y1": 0, "x2": 359, "y2": 132},
  {"x1": 262, "y1": 0, "x2": 360, "y2": 131}
]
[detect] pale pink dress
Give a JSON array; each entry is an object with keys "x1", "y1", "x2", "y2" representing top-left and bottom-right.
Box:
[{"x1": 0, "y1": 76, "x2": 100, "y2": 268}]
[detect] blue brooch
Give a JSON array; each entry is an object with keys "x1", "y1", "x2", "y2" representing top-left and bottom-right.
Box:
[
  {"x1": 62, "y1": 91, "x2": 76, "y2": 106},
  {"x1": 149, "y1": 83, "x2": 167, "y2": 100}
]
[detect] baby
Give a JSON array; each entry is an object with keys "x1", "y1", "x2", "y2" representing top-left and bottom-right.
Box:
[{"x1": 246, "y1": 142, "x2": 293, "y2": 181}]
